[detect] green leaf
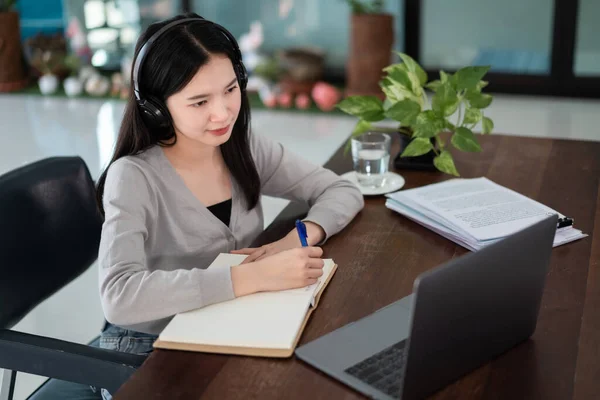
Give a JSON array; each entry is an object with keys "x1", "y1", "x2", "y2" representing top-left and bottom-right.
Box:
[
  {"x1": 438, "y1": 71, "x2": 459, "y2": 92},
  {"x1": 352, "y1": 119, "x2": 373, "y2": 136},
  {"x1": 455, "y1": 66, "x2": 491, "y2": 91},
  {"x1": 409, "y1": 73, "x2": 424, "y2": 98},
  {"x1": 401, "y1": 137, "x2": 433, "y2": 157},
  {"x1": 463, "y1": 107, "x2": 482, "y2": 125},
  {"x1": 336, "y1": 96, "x2": 385, "y2": 122},
  {"x1": 451, "y1": 127, "x2": 481, "y2": 152},
  {"x1": 395, "y1": 52, "x2": 428, "y2": 85},
  {"x1": 440, "y1": 70, "x2": 450, "y2": 83},
  {"x1": 432, "y1": 82, "x2": 459, "y2": 117},
  {"x1": 466, "y1": 80, "x2": 488, "y2": 94},
  {"x1": 476, "y1": 80, "x2": 489, "y2": 91},
  {"x1": 383, "y1": 66, "x2": 423, "y2": 100},
  {"x1": 383, "y1": 97, "x2": 394, "y2": 111},
  {"x1": 385, "y1": 99, "x2": 421, "y2": 126},
  {"x1": 434, "y1": 150, "x2": 460, "y2": 176},
  {"x1": 413, "y1": 110, "x2": 446, "y2": 139},
  {"x1": 444, "y1": 119, "x2": 457, "y2": 131},
  {"x1": 482, "y1": 116, "x2": 494, "y2": 134},
  {"x1": 445, "y1": 72, "x2": 459, "y2": 91},
  {"x1": 465, "y1": 91, "x2": 493, "y2": 109},
  {"x1": 383, "y1": 62, "x2": 406, "y2": 74},
  {"x1": 384, "y1": 64, "x2": 414, "y2": 91},
  {"x1": 380, "y1": 77, "x2": 394, "y2": 88},
  {"x1": 381, "y1": 81, "x2": 420, "y2": 104},
  {"x1": 426, "y1": 80, "x2": 442, "y2": 91}
]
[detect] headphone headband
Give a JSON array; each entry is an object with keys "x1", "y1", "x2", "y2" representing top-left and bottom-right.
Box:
[{"x1": 133, "y1": 18, "x2": 197, "y2": 99}]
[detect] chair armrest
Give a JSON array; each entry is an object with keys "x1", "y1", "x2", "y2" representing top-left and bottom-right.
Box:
[{"x1": 0, "y1": 329, "x2": 147, "y2": 394}]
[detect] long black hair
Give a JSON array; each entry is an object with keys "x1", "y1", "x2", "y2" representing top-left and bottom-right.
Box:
[{"x1": 96, "y1": 13, "x2": 260, "y2": 216}]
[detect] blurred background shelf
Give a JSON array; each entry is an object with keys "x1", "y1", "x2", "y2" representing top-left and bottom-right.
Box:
[
  {"x1": 8, "y1": 0, "x2": 600, "y2": 100},
  {"x1": 11, "y1": 83, "x2": 348, "y2": 115}
]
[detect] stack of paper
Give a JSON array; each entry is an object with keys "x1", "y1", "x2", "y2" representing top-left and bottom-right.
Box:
[{"x1": 385, "y1": 177, "x2": 587, "y2": 251}]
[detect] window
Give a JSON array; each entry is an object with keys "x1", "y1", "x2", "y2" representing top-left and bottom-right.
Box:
[
  {"x1": 574, "y1": 0, "x2": 600, "y2": 76},
  {"x1": 420, "y1": 0, "x2": 554, "y2": 75}
]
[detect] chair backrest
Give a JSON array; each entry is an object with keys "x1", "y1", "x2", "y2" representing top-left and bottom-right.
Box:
[{"x1": 0, "y1": 157, "x2": 103, "y2": 329}]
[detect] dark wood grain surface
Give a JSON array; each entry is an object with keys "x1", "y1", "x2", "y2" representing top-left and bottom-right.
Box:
[{"x1": 114, "y1": 134, "x2": 600, "y2": 400}]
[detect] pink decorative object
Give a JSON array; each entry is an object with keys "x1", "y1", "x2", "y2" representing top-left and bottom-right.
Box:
[
  {"x1": 311, "y1": 81, "x2": 341, "y2": 111},
  {"x1": 277, "y1": 92, "x2": 293, "y2": 108},
  {"x1": 66, "y1": 17, "x2": 92, "y2": 63},
  {"x1": 295, "y1": 93, "x2": 311, "y2": 109},
  {"x1": 263, "y1": 94, "x2": 277, "y2": 108}
]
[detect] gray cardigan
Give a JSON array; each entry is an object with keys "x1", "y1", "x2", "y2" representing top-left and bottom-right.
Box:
[{"x1": 98, "y1": 133, "x2": 364, "y2": 334}]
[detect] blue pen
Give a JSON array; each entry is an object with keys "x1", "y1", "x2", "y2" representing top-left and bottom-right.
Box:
[{"x1": 295, "y1": 220, "x2": 309, "y2": 247}]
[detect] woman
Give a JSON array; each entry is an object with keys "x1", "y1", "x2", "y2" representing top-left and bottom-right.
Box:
[{"x1": 31, "y1": 13, "x2": 363, "y2": 400}]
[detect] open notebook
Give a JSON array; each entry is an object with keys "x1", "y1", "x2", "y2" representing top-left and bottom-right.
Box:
[{"x1": 153, "y1": 253, "x2": 337, "y2": 357}]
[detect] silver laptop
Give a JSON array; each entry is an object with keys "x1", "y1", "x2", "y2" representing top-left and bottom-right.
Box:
[{"x1": 295, "y1": 215, "x2": 557, "y2": 400}]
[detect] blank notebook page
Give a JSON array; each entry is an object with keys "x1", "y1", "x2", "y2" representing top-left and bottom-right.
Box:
[{"x1": 158, "y1": 253, "x2": 335, "y2": 350}]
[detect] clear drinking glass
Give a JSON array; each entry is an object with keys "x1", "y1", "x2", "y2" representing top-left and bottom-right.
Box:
[{"x1": 351, "y1": 132, "x2": 391, "y2": 188}]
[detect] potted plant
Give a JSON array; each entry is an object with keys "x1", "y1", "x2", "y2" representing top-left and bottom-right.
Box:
[
  {"x1": 344, "y1": 0, "x2": 394, "y2": 98},
  {"x1": 38, "y1": 51, "x2": 59, "y2": 95},
  {"x1": 0, "y1": 0, "x2": 28, "y2": 92},
  {"x1": 337, "y1": 52, "x2": 495, "y2": 176}
]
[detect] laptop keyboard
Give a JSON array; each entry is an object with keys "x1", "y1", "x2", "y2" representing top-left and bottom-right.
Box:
[{"x1": 344, "y1": 340, "x2": 407, "y2": 399}]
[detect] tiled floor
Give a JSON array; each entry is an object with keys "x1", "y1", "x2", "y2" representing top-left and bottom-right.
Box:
[{"x1": 1, "y1": 92, "x2": 599, "y2": 399}]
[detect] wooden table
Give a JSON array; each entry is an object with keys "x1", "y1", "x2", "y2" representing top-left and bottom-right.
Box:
[{"x1": 114, "y1": 134, "x2": 600, "y2": 400}]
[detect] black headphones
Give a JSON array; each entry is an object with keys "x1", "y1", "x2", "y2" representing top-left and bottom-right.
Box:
[{"x1": 132, "y1": 16, "x2": 248, "y2": 130}]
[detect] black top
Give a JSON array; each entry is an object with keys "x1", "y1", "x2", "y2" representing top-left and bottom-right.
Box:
[{"x1": 207, "y1": 199, "x2": 232, "y2": 227}]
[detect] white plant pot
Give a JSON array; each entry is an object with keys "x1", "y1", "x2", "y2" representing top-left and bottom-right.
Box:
[
  {"x1": 78, "y1": 65, "x2": 97, "y2": 84},
  {"x1": 85, "y1": 75, "x2": 110, "y2": 96},
  {"x1": 38, "y1": 74, "x2": 58, "y2": 95},
  {"x1": 63, "y1": 77, "x2": 83, "y2": 97}
]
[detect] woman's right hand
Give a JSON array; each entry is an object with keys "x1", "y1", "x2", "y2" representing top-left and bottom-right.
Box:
[{"x1": 231, "y1": 247, "x2": 324, "y2": 297}]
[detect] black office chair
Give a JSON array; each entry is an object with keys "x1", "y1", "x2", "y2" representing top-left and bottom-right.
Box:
[{"x1": 0, "y1": 157, "x2": 146, "y2": 400}]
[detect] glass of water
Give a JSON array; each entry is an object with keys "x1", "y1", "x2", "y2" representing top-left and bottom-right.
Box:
[{"x1": 351, "y1": 132, "x2": 391, "y2": 188}]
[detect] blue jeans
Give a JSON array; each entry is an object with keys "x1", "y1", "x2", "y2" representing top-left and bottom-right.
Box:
[{"x1": 27, "y1": 324, "x2": 157, "y2": 400}]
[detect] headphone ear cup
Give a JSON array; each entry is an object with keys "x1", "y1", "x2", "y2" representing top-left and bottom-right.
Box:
[
  {"x1": 138, "y1": 96, "x2": 171, "y2": 130},
  {"x1": 236, "y1": 62, "x2": 248, "y2": 90}
]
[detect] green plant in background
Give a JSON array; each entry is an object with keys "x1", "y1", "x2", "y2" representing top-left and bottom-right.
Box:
[
  {"x1": 253, "y1": 56, "x2": 283, "y2": 83},
  {"x1": 343, "y1": 0, "x2": 385, "y2": 14},
  {"x1": 337, "y1": 52, "x2": 494, "y2": 176},
  {"x1": 63, "y1": 53, "x2": 81, "y2": 76},
  {"x1": 0, "y1": 0, "x2": 16, "y2": 12}
]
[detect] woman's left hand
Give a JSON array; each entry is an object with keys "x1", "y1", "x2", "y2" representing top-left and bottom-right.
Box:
[{"x1": 232, "y1": 221, "x2": 325, "y2": 264}]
